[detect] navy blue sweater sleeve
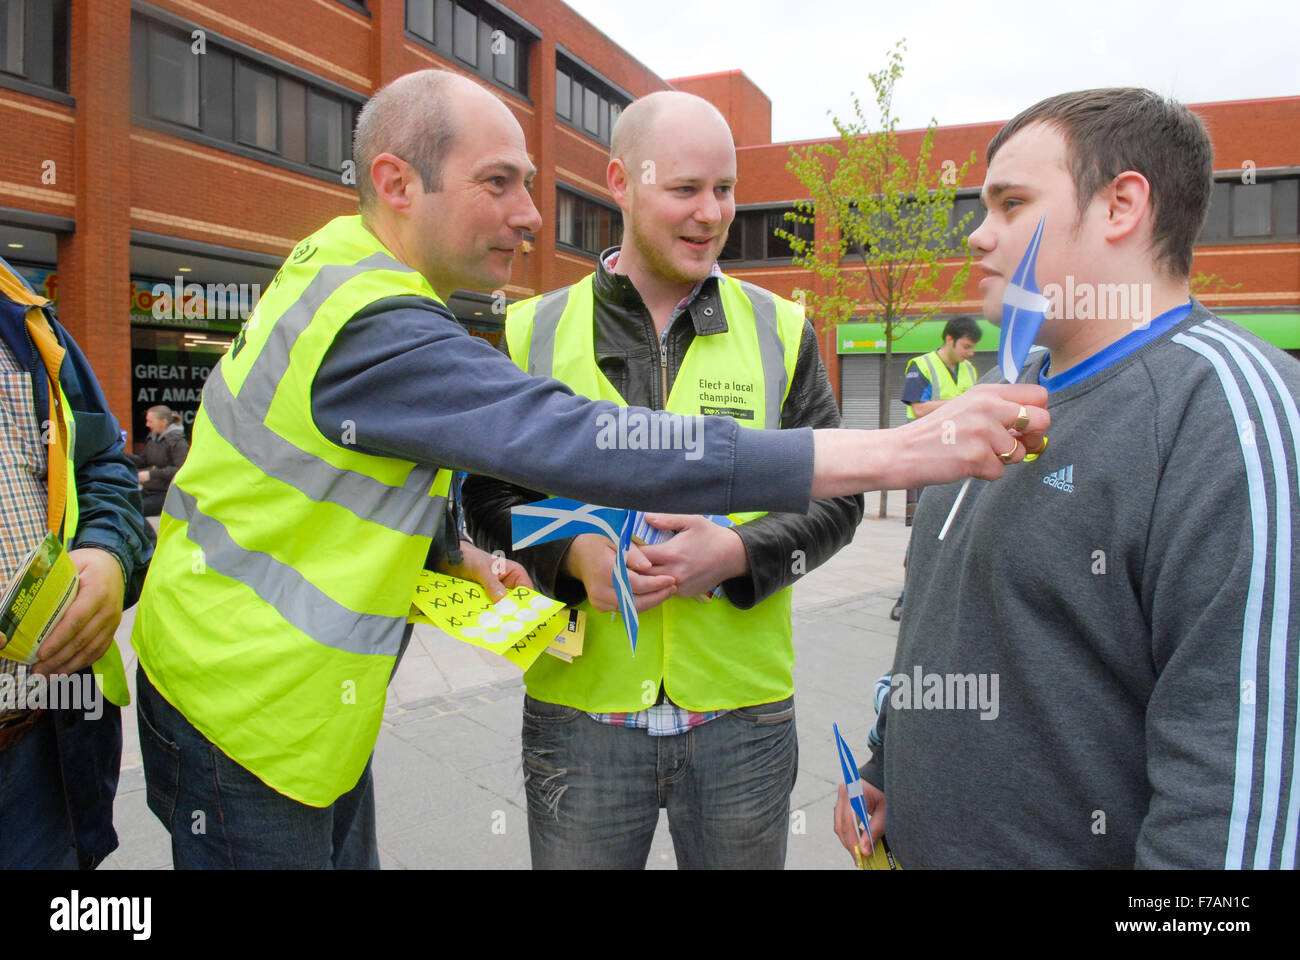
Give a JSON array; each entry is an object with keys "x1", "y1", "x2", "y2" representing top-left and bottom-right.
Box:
[
  {"x1": 55, "y1": 319, "x2": 153, "y2": 607},
  {"x1": 311, "y1": 297, "x2": 814, "y2": 515},
  {"x1": 900, "y1": 365, "x2": 930, "y2": 405}
]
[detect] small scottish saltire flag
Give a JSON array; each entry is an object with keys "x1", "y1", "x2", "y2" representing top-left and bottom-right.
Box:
[
  {"x1": 511, "y1": 497, "x2": 628, "y2": 549},
  {"x1": 612, "y1": 509, "x2": 639, "y2": 650},
  {"x1": 511, "y1": 497, "x2": 641, "y2": 653},
  {"x1": 833, "y1": 722, "x2": 874, "y2": 855},
  {"x1": 998, "y1": 213, "x2": 1051, "y2": 383}
]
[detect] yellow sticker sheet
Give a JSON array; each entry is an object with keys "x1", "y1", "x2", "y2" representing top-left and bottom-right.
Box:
[{"x1": 408, "y1": 571, "x2": 568, "y2": 672}]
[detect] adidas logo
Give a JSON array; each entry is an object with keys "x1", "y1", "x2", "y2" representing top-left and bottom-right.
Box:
[{"x1": 1042, "y1": 464, "x2": 1075, "y2": 494}]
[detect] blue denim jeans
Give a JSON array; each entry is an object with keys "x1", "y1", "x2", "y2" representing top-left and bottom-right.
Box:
[
  {"x1": 522, "y1": 694, "x2": 798, "y2": 869},
  {"x1": 136, "y1": 664, "x2": 378, "y2": 869},
  {"x1": 0, "y1": 714, "x2": 79, "y2": 869}
]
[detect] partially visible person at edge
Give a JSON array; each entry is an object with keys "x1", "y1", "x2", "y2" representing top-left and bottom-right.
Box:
[
  {"x1": 464, "y1": 91, "x2": 863, "y2": 869},
  {"x1": 0, "y1": 256, "x2": 152, "y2": 869},
  {"x1": 130, "y1": 68, "x2": 1048, "y2": 869},
  {"x1": 891, "y1": 315, "x2": 983, "y2": 620},
  {"x1": 131, "y1": 404, "x2": 189, "y2": 517},
  {"x1": 834, "y1": 87, "x2": 1300, "y2": 869}
]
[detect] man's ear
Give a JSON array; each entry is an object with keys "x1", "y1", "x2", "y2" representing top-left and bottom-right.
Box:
[
  {"x1": 370, "y1": 152, "x2": 418, "y2": 214},
  {"x1": 1102, "y1": 170, "x2": 1151, "y2": 244},
  {"x1": 608, "y1": 157, "x2": 632, "y2": 210}
]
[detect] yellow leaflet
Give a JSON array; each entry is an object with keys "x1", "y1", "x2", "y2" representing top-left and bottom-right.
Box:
[{"x1": 408, "y1": 571, "x2": 568, "y2": 672}]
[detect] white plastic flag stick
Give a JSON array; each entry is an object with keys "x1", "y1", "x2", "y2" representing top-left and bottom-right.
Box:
[{"x1": 937, "y1": 479, "x2": 971, "y2": 541}]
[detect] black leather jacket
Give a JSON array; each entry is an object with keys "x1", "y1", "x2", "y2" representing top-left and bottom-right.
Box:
[{"x1": 463, "y1": 254, "x2": 863, "y2": 609}]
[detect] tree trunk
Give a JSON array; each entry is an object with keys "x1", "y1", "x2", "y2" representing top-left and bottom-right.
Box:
[{"x1": 877, "y1": 320, "x2": 893, "y2": 519}]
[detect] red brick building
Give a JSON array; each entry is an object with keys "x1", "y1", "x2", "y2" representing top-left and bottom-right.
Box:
[{"x1": 1, "y1": 0, "x2": 1295, "y2": 443}]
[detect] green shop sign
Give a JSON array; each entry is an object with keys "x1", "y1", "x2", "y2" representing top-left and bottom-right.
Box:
[{"x1": 837, "y1": 313, "x2": 1299, "y2": 354}]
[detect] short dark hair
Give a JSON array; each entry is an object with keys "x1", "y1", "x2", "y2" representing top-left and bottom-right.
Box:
[
  {"x1": 943, "y1": 315, "x2": 982, "y2": 345},
  {"x1": 986, "y1": 88, "x2": 1213, "y2": 277}
]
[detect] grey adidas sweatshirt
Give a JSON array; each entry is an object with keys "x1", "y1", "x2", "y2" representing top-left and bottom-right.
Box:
[{"x1": 862, "y1": 302, "x2": 1300, "y2": 869}]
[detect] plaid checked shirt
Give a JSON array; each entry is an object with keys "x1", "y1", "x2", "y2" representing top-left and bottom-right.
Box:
[
  {"x1": 0, "y1": 338, "x2": 50, "y2": 720},
  {"x1": 587, "y1": 252, "x2": 729, "y2": 736}
]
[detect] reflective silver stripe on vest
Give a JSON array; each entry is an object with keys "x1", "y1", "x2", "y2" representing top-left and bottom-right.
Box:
[
  {"x1": 164, "y1": 485, "x2": 436, "y2": 657},
  {"x1": 920, "y1": 353, "x2": 940, "y2": 391},
  {"x1": 202, "y1": 252, "x2": 443, "y2": 536},
  {"x1": 526, "y1": 287, "x2": 572, "y2": 379},
  {"x1": 737, "y1": 281, "x2": 788, "y2": 429}
]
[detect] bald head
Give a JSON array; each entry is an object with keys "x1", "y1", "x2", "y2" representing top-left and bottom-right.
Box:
[
  {"x1": 610, "y1": 91, "x2": 734, "y2": 170},
  {"x1": 353, "y1": 70, "x2": 505, "y2": 213}
]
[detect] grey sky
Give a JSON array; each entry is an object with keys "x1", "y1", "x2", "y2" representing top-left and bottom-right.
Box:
[{"x1": 561, "y1": 0, "x2": 1299, "y2": 142}]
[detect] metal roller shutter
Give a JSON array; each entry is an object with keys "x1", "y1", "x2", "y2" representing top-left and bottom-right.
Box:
[
  {"x1": 839, "y1": 353, "x2": 915, "y2": 429},
  {"x1": 839, "y1": 354, "x2": 876, "y2": 430}
]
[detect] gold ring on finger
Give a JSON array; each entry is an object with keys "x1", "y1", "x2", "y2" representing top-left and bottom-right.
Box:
[
  {"x1": 997, "y1": 436, "x2": 1020, "y2": 464},
  {"x1": 1013, "y1": 405, "x2": 1030, "y2": 433}
]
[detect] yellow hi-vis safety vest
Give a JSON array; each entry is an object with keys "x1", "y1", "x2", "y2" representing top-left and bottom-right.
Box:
[
  {"x1": 505, "y1": 273, "x2": 803, "y2": 712},
  {"x1": 904, "y1": 349, "x2": 977, "y2": 419},
  {"x1": 0, "y1": 264, "x2": 129, "y2": 707},
  {"x1": 132, "y1": 216, "x2": 453, "y2": 807}
]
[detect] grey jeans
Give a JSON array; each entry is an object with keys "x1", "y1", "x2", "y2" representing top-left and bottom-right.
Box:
[{"x1": 522, "y1": 693, "x2": 798, "y2": 869}]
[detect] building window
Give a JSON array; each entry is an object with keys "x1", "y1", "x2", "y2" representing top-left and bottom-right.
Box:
[
  {"x1": 556, "y1": 187, "x2": 623, "y2": 258},
  {"x1": 491, "y1": 31, "x2": 515, "y2": 87},
  {"x1": 308, "y1": 89, "x2": 346, "y2": 171},
  {"x1": 148, "y1": 23, "x2": 200, "y2": 128},
  {"x1": 721, "y1": 207, "x2": 813, "y2": 263},
  {"x1": 840, "y1": 194, "x2": 974, "y2": 258},
  {"x1": 453, "y1": 4, "x2": 476, "y2": 65},
  {"x1": 0, "y1": 0, "x2": 68, "y2": 94},
  {"x1": 950, "y1": 193, "x2": 984, "y2": 241},
  {"x1": 555, "y1": 55, "x2": 629, "y2": 147},
  {"x1": 404, "y1": 0, "x2": 529, "y2": 96},
  {"x1": 236, "y1": 61, "x2": 278, "y2": 152},
  {"x1": 555, "y1": 68, "x2": 570, "y2": 120},
  {"x1": 1200, "y1": 176, "x2": 1300, "y2": 242},
  {"x1": 132, "y1": 15, "x2": 360, "y2": 180}
]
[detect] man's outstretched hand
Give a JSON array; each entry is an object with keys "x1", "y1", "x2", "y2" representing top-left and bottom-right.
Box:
[{"x1": 811, "y1": 384, "x2": 1051, "y2": 498}]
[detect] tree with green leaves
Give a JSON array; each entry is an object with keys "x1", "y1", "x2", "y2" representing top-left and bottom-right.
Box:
[{"x1": 779, "y1": 40, "x2": 977, "y2": 518}]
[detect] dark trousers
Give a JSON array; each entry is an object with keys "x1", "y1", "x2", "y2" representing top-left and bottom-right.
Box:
[{"x1": 136, "y1": 664, "x2": 379, "y2": 869}]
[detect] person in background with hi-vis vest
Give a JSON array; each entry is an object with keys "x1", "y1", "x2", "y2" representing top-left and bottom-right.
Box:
[
  {"x1": 0, "y1": 257, "x2": 151, "y2": 869},
  {"x1": 129, "y1": 69, "x2": 1050, "y2": 870},
  {"x1": 463, "y1": 92, "x2": 864, "y2": 869},
  {"x1": 900, "y1": 316, "x2": 982, "y2": 423},
  {"x1": 891, "y1": 315, "x2": 983, "y2": 619}
]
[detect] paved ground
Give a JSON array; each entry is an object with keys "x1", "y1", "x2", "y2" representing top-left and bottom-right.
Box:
[{"x1": 102, "y1": 491, "x2": 911, "y2": 870}]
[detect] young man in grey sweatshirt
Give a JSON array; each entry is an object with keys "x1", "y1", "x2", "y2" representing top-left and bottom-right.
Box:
[{"x1": 836, "y1": 88, "x2": 1300, "y2": 869}]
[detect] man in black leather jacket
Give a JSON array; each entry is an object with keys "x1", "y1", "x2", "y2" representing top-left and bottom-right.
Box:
[{"x1": 464, "y1": 91, "x2": 863, "y2": 869}]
